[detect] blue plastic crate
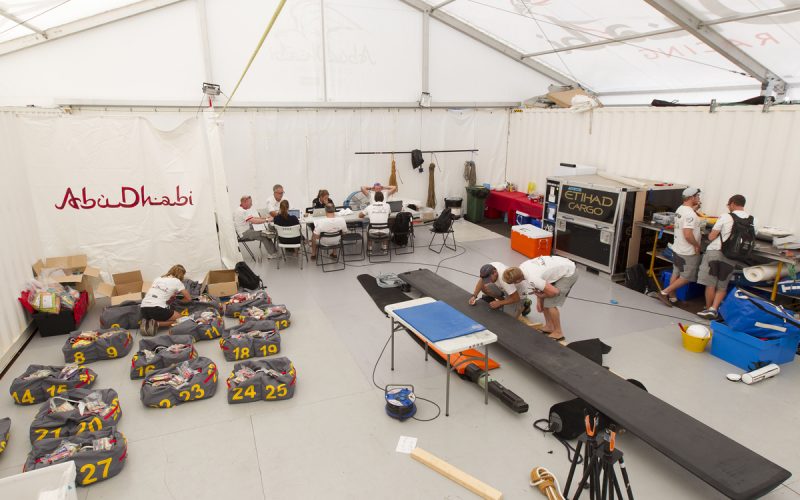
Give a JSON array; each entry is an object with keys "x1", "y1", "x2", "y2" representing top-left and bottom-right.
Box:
[
  {"x1": 710, "y1": 320, "x2": 799, "y2": 370},
  {"x1": 660, "y1": 269, "x2": 705, "y2": 301}
]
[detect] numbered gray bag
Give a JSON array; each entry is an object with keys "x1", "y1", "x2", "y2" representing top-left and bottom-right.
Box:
[
  {"x1": 140, "y1": 357, "x2": 218, "y2": 409},
  {"x1": 220, "y1": 328, "x2": 280, "y2": 362},
  {"x1": 236, "y1": 304, "x2": 291, "y2": 327},
  {"x1": 99, "y1": 301, "x2": 141, "y2": 329},
  {"x1": 169, "y1": 310, "x2": 224, "y2": 342},
  {"x1": 130, "y1": 334, "x2": 196, "y2": 379},
  {"x1": 0, "y1": 417, "x2": 9, "y2": 456},
  {"x1": 173, "y1": 295, "x2": 223, "y2": 316},
  {"x1": 30, "y1": 388, "x2": 121, "y2": 444},
  {"x1": 25, "y1": 427, "x2": 127, "y2": 487},
  {"x1": 226, "y1": 357, "x2": 296, "y2": 404},
  {"x1": 62, "y1": 328, "x2": 133, "y2": 365},
  {"x1": 10, "y1": 364, "x2": 97, "y2": 406},
  {"x1": 224, "y1": 290, "x2": 271, "y2": 318}
]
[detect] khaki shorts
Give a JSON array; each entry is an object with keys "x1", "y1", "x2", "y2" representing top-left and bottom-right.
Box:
[
  {"x1": 672, "y1": 252, "x2": 700, "y2": 281},
  {"x1": 697, "y1": 250, "x2": 737, "y2": 290},
  {"x1": 483, "y1": 283, "x2": 524, "y2": 316},
  {"x1": 543, "y1": 272, "x2": 578, "y2": 308}
]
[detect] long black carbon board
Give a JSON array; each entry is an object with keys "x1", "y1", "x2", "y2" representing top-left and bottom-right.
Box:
[{"x1": 400, "y1": 269, "x2": 790, "y2": 500}]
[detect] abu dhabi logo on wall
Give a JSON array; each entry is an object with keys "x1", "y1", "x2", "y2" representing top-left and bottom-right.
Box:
[{"x1": 54, "y1": 186, "x2": 194, "y2": 210}]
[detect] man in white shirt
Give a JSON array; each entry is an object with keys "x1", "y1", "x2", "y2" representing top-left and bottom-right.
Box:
[
  {"x1": 360, "y1": 182, "x2": 398, "y2": 203},
  {"x1": 266, "y1": 184, "x2": 286, "y2": 218},
  {"x1": 468, "y1": 262, "x2": 531, "y2": 318},
  {"x1": 311, "y1": 202, "x2": 348, "y2": 259},
  {"x1": 233, "y1": 195, "x2": 278, "y2": 259},
  {"x1": 697, "y1": 194, "x2": 751, "y2": 319},
  {"x1": 359, "y1": 191, "x2": 392, "y2": 253},
  {"x1": 504, "y1": 256, "x2": 577, "y2": 341},
  {"x1": 657, "y1": 187, "x2": 702, "y2": 307}
]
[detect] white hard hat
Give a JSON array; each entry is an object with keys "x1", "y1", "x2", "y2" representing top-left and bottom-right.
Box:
[{"x1": 686, "y1": 324, "x2": 711, "y2": 339}]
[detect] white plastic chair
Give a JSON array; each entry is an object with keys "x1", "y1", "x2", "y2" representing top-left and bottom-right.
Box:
[{"x1": 274, "y1": 225, "x2": 308, "y2": 269}]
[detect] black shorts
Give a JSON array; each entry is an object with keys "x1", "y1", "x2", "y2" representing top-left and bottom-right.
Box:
[{"x1": 140, "y1": 306, "x2": 173, "y2": 321}]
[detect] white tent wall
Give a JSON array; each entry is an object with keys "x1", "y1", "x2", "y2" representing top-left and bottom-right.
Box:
[
  {"x1": 0, "y1": 112, "x2": 43, "y2": 370},
  {"x1": 507, "y1": 106, "x2": 800, "y2": 235}
]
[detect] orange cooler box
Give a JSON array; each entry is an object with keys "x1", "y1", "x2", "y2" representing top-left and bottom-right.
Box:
[{"x1": 511, "y1": 224, "x2": 552, "y2": 258}]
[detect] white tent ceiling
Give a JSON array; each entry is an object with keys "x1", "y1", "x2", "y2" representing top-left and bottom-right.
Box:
[{"x1": 0, "y1": 0, "x2": 798, "y2": 104}]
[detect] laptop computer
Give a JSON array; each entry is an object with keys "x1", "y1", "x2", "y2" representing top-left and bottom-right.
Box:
[
  {"x1": 312, "y1": 208, "x2": 326, "y2": 217},
  {"x1": 289, "y1": 209, "x2": 301, "y2": 219},
  {"x1": 388, "y1": 200, "x2": 403, "y2": 213}
]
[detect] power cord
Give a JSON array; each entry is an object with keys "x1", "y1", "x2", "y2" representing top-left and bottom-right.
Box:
[
  {"x1": 371, "y1": 331, "x2": 441, "y2": 422},
  {"x1": 533, "y1": 419, "x2": 583, "y2": 465}
]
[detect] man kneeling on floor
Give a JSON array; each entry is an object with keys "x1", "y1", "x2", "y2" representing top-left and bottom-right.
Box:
[
  {"x1": 504, "y1": 256, "x2": 578, "y2": 341},
  {"x1": 468, "y1": 262, "x2": 531, "y2": 318}
]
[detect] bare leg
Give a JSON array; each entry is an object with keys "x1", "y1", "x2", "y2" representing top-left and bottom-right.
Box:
[
  {"x1": 547, "y1": 307, "x2": 563, "y2": 340},
  {"x1": 711, "y1": 289, "x2": 727, "y2": 310},
  {"x1": 663, "y1": 276, "x2": 689, "y2": 298},
  {"x1": 156, "y1": 311, "x2": 182, "y2": 329},
  {"x1": 704, "y1": 286, "x2": 715, "y2": 310}
]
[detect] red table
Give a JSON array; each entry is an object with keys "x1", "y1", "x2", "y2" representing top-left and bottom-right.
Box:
[{"x1": 485, "y1": 191, "x2": 543, "y2": 225}]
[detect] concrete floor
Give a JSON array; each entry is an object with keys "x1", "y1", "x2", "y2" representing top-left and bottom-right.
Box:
[{"x1": 0, "y1": 218, "x2": 798, "y2": 499}]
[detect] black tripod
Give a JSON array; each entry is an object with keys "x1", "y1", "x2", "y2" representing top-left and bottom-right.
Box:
[{"x1": 563, "y1": 414, "x2": 634, "y2": 500}]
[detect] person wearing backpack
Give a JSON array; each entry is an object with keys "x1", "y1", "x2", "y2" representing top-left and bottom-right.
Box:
[{"x1": 696, "y1": 194, "x2": 753, "y2": 319}]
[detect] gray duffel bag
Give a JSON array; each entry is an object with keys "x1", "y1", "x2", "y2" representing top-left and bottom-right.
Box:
[
  {"x1": 99, "y1": 301, "x2": 141, "y2": 329},
  {"x1": 62, "y1": 328, "x2": 133, "y2": 365},
  {"x1": 220, "y1": 327, "x2": 280, "y2": 362},
  {"x1": 140, "y1": 357, "x2": 218, "y2": 409},
  {"x1": 173, "y1": 295, "x2": 224, "y2": 316},
  {"x1": 30, "y1": 388, "x2": 121, "y2": 444},
  {"x1": 170, "y1": 310, "x2": 224, "y2": 342},
  {"x1": 130, "y1": 334, "x2": 197, "y2": 379},
  {"x1": 224, "y1": 290, "x2": 271, "y2": 318},
  {"x1": 10, "y1": 364, "x2": 97, "y2": 406},
  {"x1": 226, "y1": 357, "x2": 296, "y2": 404},
  {"x1": 24, "y1": 427, "x2": 127, "y2": 486},
  {"x1": 235, "y1": 304, "x2": 291, "y2": 329},
  {"x1": 0, "y1": 417, "x2": 9, "y2": 456}
]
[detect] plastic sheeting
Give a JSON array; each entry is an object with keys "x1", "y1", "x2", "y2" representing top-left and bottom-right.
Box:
[{"x1": 14, "y1": 115, "x2": 225, "y2": 281}]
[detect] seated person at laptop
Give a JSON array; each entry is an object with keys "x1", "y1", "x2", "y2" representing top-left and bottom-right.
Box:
[
  {"x1": 311, "y1": 202, "x2": 348, "y2": 259},
  {"x1": 234, "y1": 195, "x2": 278, "y2": 259},
  {"x1": 272, "y1": 200, "x2": 302, "y2": 245},
  {"x1": 312, "y1": 189, "x2": 334, "y2": 209},
  {"x1": 359, "y1": 191, "x2": 391, "y2": 253},
  {"x1": 361, "y1": 182, "x2": 397, "y2": 203}
]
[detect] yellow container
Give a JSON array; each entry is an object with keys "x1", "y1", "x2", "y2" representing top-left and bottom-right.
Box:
[{"x1": 681, "y1": 329, "x2": 711, "y2": 353}]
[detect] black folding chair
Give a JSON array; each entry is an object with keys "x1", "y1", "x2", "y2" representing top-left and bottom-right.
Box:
[
  {"x1": 391, "y1": 216, "x2": 415, "y2": 255},
  {"x1": 367, "y1": 223, "x2": 391, "y2": 262},
  {"x1": 236, "y1": 228, "x2": 262, "y2": 263},
  {"x1": 428, "y1": 215, "x2": 457, "y2": 254},
  {"x1": 343, "y1": 220, "x2": 365, "y2": 262},
  {"x1": 316, "y1": 230, "x2": 345, "y2": 272}
]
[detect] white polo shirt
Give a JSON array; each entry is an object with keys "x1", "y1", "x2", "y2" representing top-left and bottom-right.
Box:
[
  {"x1": 519, "y1": 256, "x2": 576, "y2": 293},
  {"x1": 234, "y1": 206, "x2": 259, "y2": 235},
  {"x1": 673, "y1": 205, "x2": 701, "y2": 256}
]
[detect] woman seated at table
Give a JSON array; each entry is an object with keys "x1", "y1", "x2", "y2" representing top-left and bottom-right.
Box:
[
  {"x1": 312, "y1": 189, "x2": 334, "y2": 209},
  {"x1": 272, "y1": 200, "x2": 302, "y2": 245}
]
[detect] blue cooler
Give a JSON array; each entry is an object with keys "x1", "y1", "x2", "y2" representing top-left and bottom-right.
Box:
[
  {"x1": 710, "y1": 321, "x2": 799, "y2": 370},
  {"x1": 515, "y1": 211, "x2": 534, "y2": 225}
]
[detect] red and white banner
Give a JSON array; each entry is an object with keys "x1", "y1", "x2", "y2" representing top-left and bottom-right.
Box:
[{"x1": 18, "y1": 116, "x2": 223, "y2": 281}]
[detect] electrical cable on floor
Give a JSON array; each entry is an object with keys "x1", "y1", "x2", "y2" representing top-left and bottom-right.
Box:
[
  {"x1": 371, "y1": 330, "x2": 441, "y2": 422},
  {"x1": 533, "y1": 419, "x2": 583, "y2": 465}
]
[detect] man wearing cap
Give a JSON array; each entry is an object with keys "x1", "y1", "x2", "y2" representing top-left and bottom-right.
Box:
[
  {"x1": 696, "y1": 194, "x2": 752, "y2": 319},
  {"x1": 468, "y1": 262, "x2": 532, "y2": 318},
  {"x1": 657, "y1": 187, "x2": 703, "y2": 307},
  {"x1": 361, "y1": 182, "x2": 398, "y2": 203}
]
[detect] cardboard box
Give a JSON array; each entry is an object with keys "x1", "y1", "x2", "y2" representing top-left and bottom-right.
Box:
[
  {"x1": 32, "y1": 255, "x2": 101, "y2": 304},
  {"x1": 510, "y1": 224, "x2": 552, "y2": 258},
  {"x1": 203, "y1": 270, "x2": 238, "y2": 297},
  {"x1": 546, "y1": 88, "x2": 591, "y2": 108},
  {"x1": 96, "y1": 270, "x2": 151, "y2": 306}
]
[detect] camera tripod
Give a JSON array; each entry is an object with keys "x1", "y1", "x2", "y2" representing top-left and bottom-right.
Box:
[{"x1": 562, "y1": 413, "x2": 634, "y2": 500}]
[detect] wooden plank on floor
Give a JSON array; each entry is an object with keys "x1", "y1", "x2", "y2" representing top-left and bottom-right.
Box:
[{"x1": 411, "y1": 447, "x2": 503, "y2": 500}]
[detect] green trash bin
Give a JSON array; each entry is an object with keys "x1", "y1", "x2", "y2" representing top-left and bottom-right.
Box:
[{"x1": 465, "y1": 186, "x2": 490, "y2": 223}]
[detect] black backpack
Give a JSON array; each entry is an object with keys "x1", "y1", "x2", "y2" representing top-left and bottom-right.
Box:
[
  {"x1": 235, "y1": 261, "x2": 262, "y2": 290},
  {"x1": 411, "y1": 149, "x2": 424, "y2": 170},
  {"x1": 433, "y1": 208, "x2": 453, "y2": 233},
  {"x1": 721, "y1": 213, "x2": 756, "y2": 261},
  {"x1": 391, "y1": 212, "x2": 412, "y2": 246}
]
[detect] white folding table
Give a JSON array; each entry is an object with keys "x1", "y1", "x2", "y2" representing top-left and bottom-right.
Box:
[{"x1": 384, "y1": 297, "x2": 498, "y2": 416}]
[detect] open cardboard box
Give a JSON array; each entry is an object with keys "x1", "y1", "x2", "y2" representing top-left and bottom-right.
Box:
[
  {"x1": 546, "y1": 88, "x2": 592, "y2": 108},
  {"x1": 32, "y1": 254, "x2": 101, "y2": 305},
  {"x1": 96, "y1": 270, "x2": 151, "y2": 306},
  {"x1": 203, "y1": 269, "x2": 238, "y2": 297}
]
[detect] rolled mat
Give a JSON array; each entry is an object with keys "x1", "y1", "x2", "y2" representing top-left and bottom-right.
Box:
[{"x1": 743, "y1": 264, "x2": 790, "y2": 283}]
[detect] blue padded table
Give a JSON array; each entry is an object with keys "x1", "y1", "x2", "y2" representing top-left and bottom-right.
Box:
[
  {"x1": 385, "y1": 297, "x2": 498, "y2": 416},
  {"x1": 399, "y1": 269, "x2": 791, "y2": 500}
]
